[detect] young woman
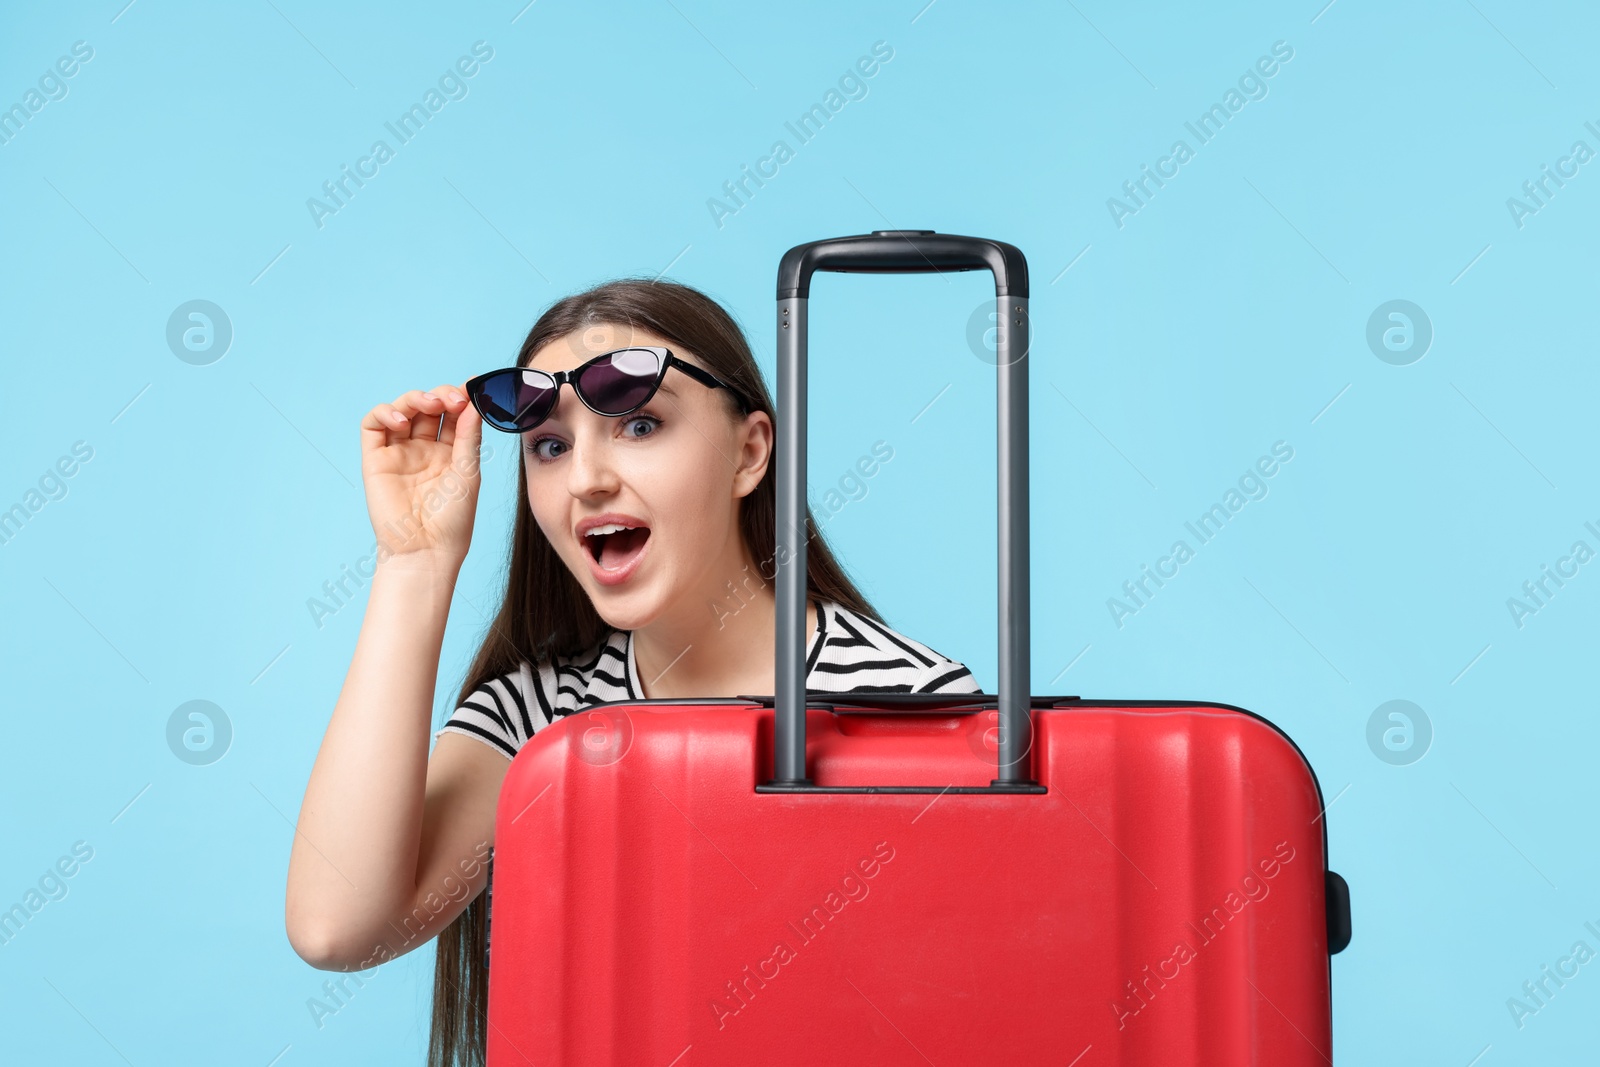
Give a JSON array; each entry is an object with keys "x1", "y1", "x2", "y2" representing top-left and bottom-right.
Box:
[{"x1": 284, "y1": 278, "x2": 980, "y2": 1064}]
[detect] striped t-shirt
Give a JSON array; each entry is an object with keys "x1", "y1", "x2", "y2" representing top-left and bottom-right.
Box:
[{"x1": 434, "y1": 598, "x2": 981, "y2": 760}]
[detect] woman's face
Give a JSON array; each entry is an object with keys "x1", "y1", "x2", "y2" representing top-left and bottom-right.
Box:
[{"x1": 522, "y1": 322, "x2": 770, "y2": 632}]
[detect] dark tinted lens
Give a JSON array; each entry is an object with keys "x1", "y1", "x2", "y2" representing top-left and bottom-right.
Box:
[
  {"x1": 575, "y1": 348, "x2": 661, "y2": 415},
  {"x1": 473, "y1": 369, "x2": 556, "y2": 431}
]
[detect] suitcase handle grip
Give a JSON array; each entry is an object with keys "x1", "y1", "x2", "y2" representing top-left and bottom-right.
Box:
[
  {"x1": 777, "y1": 230, "x2": 1029, "y2": 299},
  {"x1": 769, "y1": 230, "x2": 1035, "y2": 790}
]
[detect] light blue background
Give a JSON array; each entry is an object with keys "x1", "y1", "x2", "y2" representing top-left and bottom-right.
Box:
[{"x1": 2, "y1": 0, "x2": 1594, "y2": 1062}]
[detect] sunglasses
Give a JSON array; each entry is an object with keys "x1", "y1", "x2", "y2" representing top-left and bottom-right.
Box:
[{"x1": 465, "y1": 346, "x2": 748, "y2": 435}]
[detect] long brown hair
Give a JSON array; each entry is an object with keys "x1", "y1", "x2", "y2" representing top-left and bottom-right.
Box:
[{"x1": 427, "y1": 277, "x2": 884, "y2": 1066}]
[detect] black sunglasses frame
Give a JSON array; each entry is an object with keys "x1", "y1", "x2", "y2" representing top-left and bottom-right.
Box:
[{"x1": 465, "y1": 346, "x2": 749, "y2": 435}]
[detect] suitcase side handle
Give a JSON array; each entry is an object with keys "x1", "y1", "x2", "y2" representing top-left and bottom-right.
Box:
[
  {"x1": 768, "y1": 230, "x2": 1034, "y2": 790},
  {"x1": 1326, "y1": 870, "x2": 1352, "y2": 954}
]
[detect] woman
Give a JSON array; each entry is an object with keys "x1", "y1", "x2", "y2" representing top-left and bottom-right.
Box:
[{"x1": 284, "y1": 278, "x2": 980, "y2": 1065}]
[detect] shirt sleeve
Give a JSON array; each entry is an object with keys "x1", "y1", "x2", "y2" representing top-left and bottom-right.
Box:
[
  {"x1": 914, "y1": 660, "x2": 984, "y2": 694},
  {"x1": 433, "y1": 662, "x2": 542, "y2": 760}
]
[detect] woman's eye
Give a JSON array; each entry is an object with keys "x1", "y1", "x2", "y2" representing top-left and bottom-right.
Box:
[
  {"x1": 525, "y1": 437, "x2": 566, "y2": 461},
  {"x1": 623, "y1": 415, "x2": 661, "y2": 438}
]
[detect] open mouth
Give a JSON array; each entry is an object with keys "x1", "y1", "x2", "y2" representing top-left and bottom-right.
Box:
[{"x1": 584, "y1": 523, "x2": 652, "y2": 572}]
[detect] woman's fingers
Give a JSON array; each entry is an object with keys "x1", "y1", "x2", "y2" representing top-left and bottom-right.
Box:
[
  {"x1": 450, "y1": 390, "x2": 483, "y2": 474},
  {"x1": 361, "y1": 388, "x2": 468, "y2": 454},
  {"x1": 401, "y1": 389, "x2": 450, "y2": 441},
  {"x1": 423, "y1": 384, "x2": 470, "y2": 445},
  {"x1": 369, "y1": 389, "x2": 430, "y2": 443},
  {"x1": 361, "y1": 401, "x2": 412, "y2": 454}
]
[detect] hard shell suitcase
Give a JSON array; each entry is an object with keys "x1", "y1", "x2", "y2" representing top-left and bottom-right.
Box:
[{"x1": 485, "y1": 231, "x2": 1351, "y2": 1065}]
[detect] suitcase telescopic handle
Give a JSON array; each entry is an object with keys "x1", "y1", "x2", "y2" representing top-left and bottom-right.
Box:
[
  {"x1": 767, "y1": 230, "x2": 1036, "y2": 792},
  {"x1": 776, "y1": 230, "x2": 1029, "y2": 299}
]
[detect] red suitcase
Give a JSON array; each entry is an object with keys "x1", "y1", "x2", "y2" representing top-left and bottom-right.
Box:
[{"x1": 485, "y1": 231, "x2": 1350, "y2": 1065}]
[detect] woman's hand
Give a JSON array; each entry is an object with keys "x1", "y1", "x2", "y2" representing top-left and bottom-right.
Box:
[{"x1": 359, "y1": 384, "x2": 484, "y2": 567}]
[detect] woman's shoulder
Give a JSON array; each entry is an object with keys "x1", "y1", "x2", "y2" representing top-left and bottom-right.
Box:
[
  {"x1": 516, "y1": 629, "x2": 632, "y2": 704},
  {"x1": 437, "y1": 631, "x2": 630, "y2": 756},
  {"x1": 813, "y1": 599, "x2": 982, "y2": 694}
]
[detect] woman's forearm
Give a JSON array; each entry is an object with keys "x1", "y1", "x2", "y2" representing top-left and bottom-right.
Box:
[{"x1": 285, "y1": 553, "x2": 460, "y2": 962}]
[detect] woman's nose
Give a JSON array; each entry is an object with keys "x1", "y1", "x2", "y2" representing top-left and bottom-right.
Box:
[{"x1": 566, "y1": 427, "x2": 621, "y2": 496}]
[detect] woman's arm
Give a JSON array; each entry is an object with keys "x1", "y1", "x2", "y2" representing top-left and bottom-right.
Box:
[{"x1": 285, "y1": 385, "x2": 500, "y2": 969}]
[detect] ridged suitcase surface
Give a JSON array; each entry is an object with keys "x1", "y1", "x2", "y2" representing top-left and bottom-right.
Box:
[
  {"x1": 484, "y1": 231, "x2": 1347, "y2": 1064},
  {"x1": 487, "y1": 698, "x2": 1340, "y2": 1064}
]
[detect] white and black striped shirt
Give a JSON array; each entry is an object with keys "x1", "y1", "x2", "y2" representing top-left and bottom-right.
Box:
[{"x1": 434, "y1": 598, "x2": 981, "y2": 760}]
